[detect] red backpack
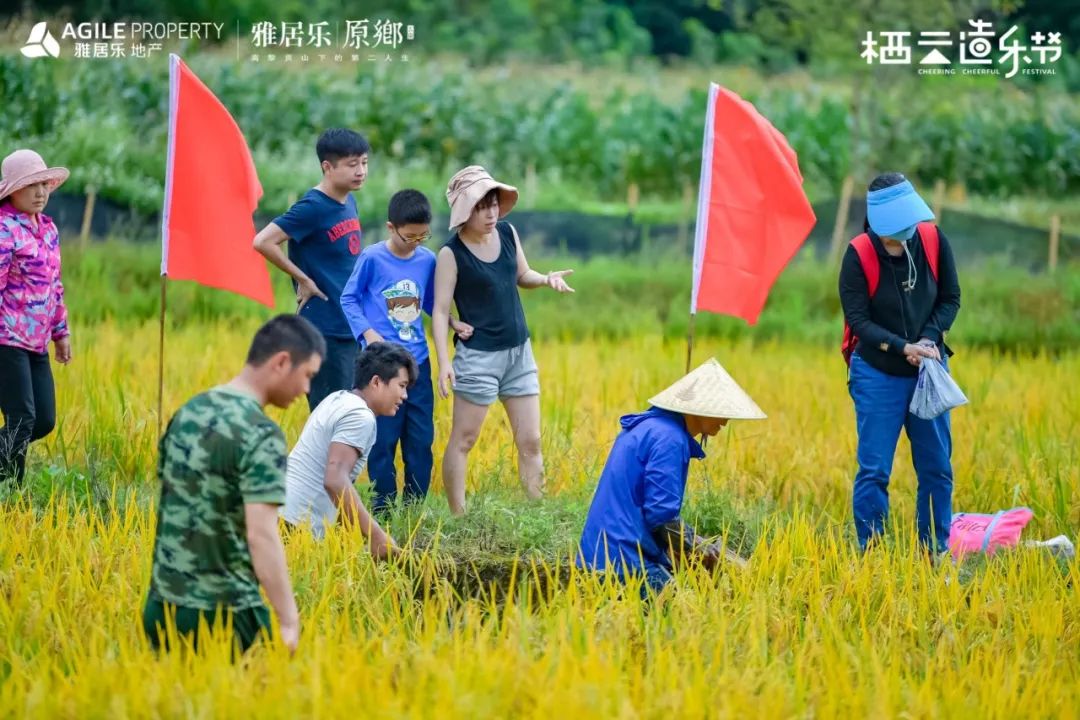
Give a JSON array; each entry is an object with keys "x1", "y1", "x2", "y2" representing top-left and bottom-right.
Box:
[{"x1": 841, "y1": 222, "x2": 941, "y2": 366}]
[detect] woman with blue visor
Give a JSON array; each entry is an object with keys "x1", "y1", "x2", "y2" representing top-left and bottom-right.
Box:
[{"x1": 838, "y1": 173, "x2": 962, "y2": 555}]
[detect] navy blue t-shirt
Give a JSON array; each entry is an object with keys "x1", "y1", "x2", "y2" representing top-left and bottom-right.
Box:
[{"x1": 274, "y1": 188, "x2": 362, "y2": 339}]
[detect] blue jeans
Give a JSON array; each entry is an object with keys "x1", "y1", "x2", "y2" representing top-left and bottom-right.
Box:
[
  {"x1": 849, "y1": 354, "x2": 954, "y2": 552},
  {"x1": 641, "y1": 564, "x2": 673, "y2": 597},
  {"x1": 308, "y1": 336, "x2": 358, "y2": 412},
  {"x1": 368, "y1": 359, "x2": 435, "y2": 512},
  {"x1": 588, "y1": 563, "x2": 672, "y2": 601}
]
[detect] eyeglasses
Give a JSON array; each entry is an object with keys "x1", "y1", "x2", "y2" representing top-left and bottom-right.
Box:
[{"x1": 394, "y1": 227, "x2": 432, "y2": 244}]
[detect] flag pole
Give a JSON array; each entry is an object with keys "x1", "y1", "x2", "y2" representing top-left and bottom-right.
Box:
[
  {"x1": 159, "y1": 54, "x2": 178, "y2": 438},
  {"x1": 687, "y1": 84, "x2": 717, "y2": 376},
  {"x1": 685, "y1": 312, "x2": 696, "y2": 374},
  {"x1": 157, "y1": 275, "x2": 167, "y2": 437}
]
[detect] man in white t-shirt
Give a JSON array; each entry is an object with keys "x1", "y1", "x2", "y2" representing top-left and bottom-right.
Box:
[{"x1": 282, "y1": 342, "x2": 417, "y2": 557}]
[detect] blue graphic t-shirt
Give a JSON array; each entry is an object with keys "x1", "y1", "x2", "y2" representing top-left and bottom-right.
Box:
[
  {"x1": 274, "y1": 188, "x2": 362, "y2": 339},
  {"x1": 339, "y1": 242, "x2": 437, "y2": 364}
]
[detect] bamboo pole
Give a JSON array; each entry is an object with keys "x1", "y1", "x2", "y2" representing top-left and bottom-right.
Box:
[
  {"x1": 627, "y1": 182, "x2": 640, "y2": 215},
  {"x1": 157, "y1": 275, "x2": 167, "y2": 438},
  {"x1": 686, "y1": 313, "x2": 696, "y2": 374},
  {"x1": 80, "y1": 187, "x2": 96, "y2": 249},
  {"x1": 1048, "y1": 214, "x2": 1061, "y2": 275},
  {"x1": 932, "y1": 178, "x2": 946, "y2": 221},
  {"x1": 828, "y1": 175, "x2": 855, "y2": 263}
]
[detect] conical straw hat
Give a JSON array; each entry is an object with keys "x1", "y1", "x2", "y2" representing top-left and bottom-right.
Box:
[{"x1": 648, "y1": 358, "x2": 766, "y2": 420}]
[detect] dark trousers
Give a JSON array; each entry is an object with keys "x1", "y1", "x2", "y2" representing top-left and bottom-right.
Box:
[
  {"x1": 142, "y1": 595, "x2": 272, "y2": 656},
  {"x1": 0, "y1": 345, "x2": 56, "y2": 485},
  {"x1": 307, "y1": 336, "x2": 358, "y2": 412},
  {"x1": 368, "y1": 359, "x2": 435, "y2": 512}
]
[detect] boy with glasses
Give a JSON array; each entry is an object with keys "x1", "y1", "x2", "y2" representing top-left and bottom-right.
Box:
[{"x1": 340, "y1": 190, "x2": 469, "y2": 512}]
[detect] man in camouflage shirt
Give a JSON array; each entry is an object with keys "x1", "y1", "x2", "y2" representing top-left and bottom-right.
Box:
[{"x1": 143, "y1": 315, "x2": 325, "y2": 655}]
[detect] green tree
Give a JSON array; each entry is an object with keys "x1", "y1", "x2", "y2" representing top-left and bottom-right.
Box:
[{"x1": 751, "y1": 0, "x2": 1024, "y2": 184}]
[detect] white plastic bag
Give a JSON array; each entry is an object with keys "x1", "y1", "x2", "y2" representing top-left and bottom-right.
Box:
[
  {"x1": 1025, "y1": 535, "x2": 1076, "y2": 559},
  {"x1": 909, "y1": 356, "x2": 968, "y2": 420}
]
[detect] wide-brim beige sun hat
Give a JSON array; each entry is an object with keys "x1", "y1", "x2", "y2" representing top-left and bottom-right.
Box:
[
  {"x1": 0, "y1": 149, "x2": 69, "y2": 202},
  {"x1": 649, "y1": 357, "x2": 766, "y2": 420},
  {"x1": 446, "y1": 165, "x2": 519, "y2": 230}
]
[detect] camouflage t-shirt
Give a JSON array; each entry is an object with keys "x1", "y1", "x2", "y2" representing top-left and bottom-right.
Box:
[{"x1": 148, "y1": 385, "x2": 287, "y2": 611}]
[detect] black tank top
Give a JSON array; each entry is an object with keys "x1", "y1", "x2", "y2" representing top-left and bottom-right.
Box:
[{"x1": 446, "y1": 222, "x2": 529, "y2": 351}]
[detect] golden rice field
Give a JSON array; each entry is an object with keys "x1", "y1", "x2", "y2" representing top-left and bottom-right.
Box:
[{"x1": 2, "y1": 320, "x2": 1079, "y2": 718}]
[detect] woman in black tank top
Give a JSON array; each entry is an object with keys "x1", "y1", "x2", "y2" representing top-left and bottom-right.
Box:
[
  {"x1": 445, "y1": 222, "x2": 529, "y2": 351},
  {"x1": 432, "y1": 166, "x2": 575, "y2": 515}
]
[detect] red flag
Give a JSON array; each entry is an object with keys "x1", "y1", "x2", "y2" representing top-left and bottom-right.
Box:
[
  {"x1": 161, "y1": 54, "x2": 274, "y2": 307},
  {"x1": 691, "y1": 84, "x2": 816, "y2": 324}
]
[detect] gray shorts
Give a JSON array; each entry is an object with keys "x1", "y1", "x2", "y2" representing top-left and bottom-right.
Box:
[{"x1": 452, "y1": 339, "x2": 540, "y2": 406}]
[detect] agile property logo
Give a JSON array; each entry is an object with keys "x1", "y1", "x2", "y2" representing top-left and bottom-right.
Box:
[
  {"x1": 21, "y1": 22, "x2": 61, "y2": 58},
  {"x1": 17, "y1": 21, "x2": 225, "y2": 61}
]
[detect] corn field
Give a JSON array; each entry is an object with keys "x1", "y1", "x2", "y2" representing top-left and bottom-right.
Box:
[{"x1": 2, "y1": 53, "x2": 1078, "y2": 218}]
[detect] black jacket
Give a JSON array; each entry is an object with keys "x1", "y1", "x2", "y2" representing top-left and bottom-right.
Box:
[{"x1": 838, "y1": 227, "x2": 961, "y2": 377}]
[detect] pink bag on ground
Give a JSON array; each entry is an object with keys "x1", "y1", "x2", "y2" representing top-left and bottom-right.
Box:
[{"x1": 948, "y1": 508, "x2": 1034, "y2": 560}]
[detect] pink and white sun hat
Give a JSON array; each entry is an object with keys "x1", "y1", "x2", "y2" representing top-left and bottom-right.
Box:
[{"x1": 0, "y1": 149, "x2": 69, "y2": 202}]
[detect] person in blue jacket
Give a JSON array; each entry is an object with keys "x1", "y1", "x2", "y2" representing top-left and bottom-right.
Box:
[{"x1": 578, "y1": 358, "x2": 765, "y2": 595}]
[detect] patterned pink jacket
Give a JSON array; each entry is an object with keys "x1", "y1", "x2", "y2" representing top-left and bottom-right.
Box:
[{"x1": 0, "y1": 201, "x2": 69, "y2": 354}]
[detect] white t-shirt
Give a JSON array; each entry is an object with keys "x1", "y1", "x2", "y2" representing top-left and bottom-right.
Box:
[{"x1": 281, "y1": 390, "x2": 377, "y2": 538}]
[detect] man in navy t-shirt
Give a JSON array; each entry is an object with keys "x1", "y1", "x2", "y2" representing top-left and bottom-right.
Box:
[{"x1": 254, "y1": 128, "x2": 369, "y2": 410}]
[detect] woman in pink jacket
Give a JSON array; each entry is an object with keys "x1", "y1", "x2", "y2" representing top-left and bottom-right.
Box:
[{"x1": 0, "y1": 149, "x2": 72, "y2": 485}]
